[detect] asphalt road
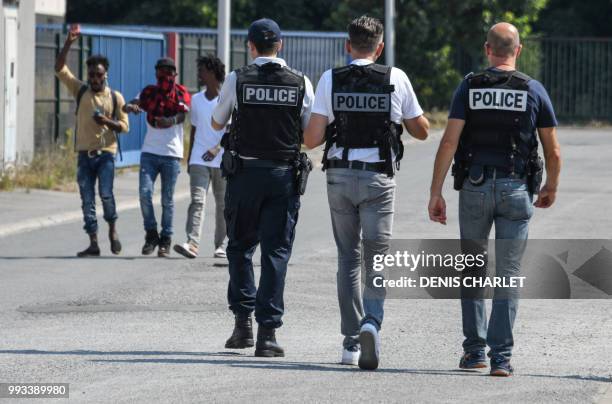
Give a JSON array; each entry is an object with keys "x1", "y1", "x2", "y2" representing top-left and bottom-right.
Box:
[{"x1": 0, "y1": 128, "x2": 611, "y2": 403}]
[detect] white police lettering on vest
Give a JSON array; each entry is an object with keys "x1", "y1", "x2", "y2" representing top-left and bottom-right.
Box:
[
  {"x1": 333, "y1": 92, "x2": 391, "y2": 112},
  {"x1": 243, "y1": 84, "x2": 299, "y2": 106},
  {"x1": 469, "y1": 88, "x2": 528, "y2": 112}
]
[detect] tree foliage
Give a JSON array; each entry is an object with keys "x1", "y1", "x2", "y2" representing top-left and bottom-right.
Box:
[
  {"x1": 536, "y1": 0, "x2": 612, "y2": 37},
  {"x1": 66, "y1": 0, "x2": 609, "y2": 108},
  {"x1": 320, "y1": 0, "x2": 547, "y2": 109}
]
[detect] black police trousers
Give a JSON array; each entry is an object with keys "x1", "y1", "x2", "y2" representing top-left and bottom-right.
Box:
[{"x1": 224, "y1": 165, "x2": 300, "y2": 329}]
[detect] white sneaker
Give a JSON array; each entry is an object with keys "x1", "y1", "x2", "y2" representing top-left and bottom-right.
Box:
[
  {"x1": 341, "y1": 345, "x2": 360, "y2": 366},
  {"x1": 173, "y1": 242, "x2": 198, "y2": 259},
  {"x1": 214, "y1": 247, "x2": 227, "y2": 258},
  {"x1": 358, "y1": 323, "x2": 380, "y2": 370}
]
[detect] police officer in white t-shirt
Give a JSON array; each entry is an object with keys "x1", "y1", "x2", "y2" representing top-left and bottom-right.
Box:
[
  {"x1": 174, "y1": 56, "x2": 228, "y2": 260},
  {"x1": 304, "y1": 16, "x2": 430, "y2": 370}
]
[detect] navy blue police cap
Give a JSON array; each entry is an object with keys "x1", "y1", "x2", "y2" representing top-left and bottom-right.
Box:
[{"x1": 248, "y1": 18, "x2": 282, "y2": 46}]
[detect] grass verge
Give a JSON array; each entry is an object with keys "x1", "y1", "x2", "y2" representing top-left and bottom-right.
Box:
[{"x1": 0, "y1": 130, "x2": 78, "y2": 192}]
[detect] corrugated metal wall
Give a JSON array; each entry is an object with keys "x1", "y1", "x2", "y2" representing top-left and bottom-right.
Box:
[
  {"x1": 35, "y1": 25, "x2": 165, "y2": 166},
  {"x1": 89, "y1": 28, "x2": 166, "y2": 166}
]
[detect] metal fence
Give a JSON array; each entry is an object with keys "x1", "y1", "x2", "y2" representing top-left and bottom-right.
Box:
[
  {"x1": 178, "y1": 30, "x2": 347, "y2": 91},
  {"x1": 178, "y1": 31, "x2": 612, "y2": 122},
  {"x1": 35, "y1": 28, "x2": 90, "y2": 151},
  {"x1": 454, "y1": 37, "x2": 612, "y2": 122},
  {"x1": 33, "y1": 24, "x2": 612, "y2": 157},
  {"x1": 35, "y1": 25, "x2": 347, "y2": 159},
  {"x1": 159, "y1": 28, "x2": 347, "y2": 92},
  {"x1": 104, "y1": 26, "x2": 347, "y2": 91},
  {"x1": 521, "y1": 38, "x2": 612, "y2": 122}
]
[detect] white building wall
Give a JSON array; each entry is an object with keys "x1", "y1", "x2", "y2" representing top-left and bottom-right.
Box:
[
  {"x1": 0, "y1": 5, "x2": 6, "y2": 167},
  {"x1": 0, "y1": 0, "x2": 36, "y2": 169},
  {"x1": 17, "y1": 0, "x2": 36, "y2": 164},
  {"x1": 35, "y1": 0, "x2": 66, "y2": 17}
]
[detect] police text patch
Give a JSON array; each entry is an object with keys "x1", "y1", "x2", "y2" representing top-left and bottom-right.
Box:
[
  {"x1": 333, "y1": 93, "x2": 390, "y2": 112},
  {"x1": 469, "y1": 89, "x2": 528, "y2": 112},
  {"x1": 242, "y1": 84, "x2": 299, "y2": 106}
]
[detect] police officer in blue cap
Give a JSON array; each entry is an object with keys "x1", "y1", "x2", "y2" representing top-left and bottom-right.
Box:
[
  {"x1": 428, "y1": 22, "x2": 561, "y2": 377},
  {"x1": 211, "y1": 18, "x2": 314, "y2": 357}
]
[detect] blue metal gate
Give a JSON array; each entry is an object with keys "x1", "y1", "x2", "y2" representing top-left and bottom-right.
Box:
[
  {"x1": 86, "y1": 27, "x2": 165, "y2": 166},
  {"x1": 35, "y1": 25, "x2": 165, "y2": 167}
]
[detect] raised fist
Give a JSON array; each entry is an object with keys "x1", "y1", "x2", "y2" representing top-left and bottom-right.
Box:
[{"x1": 67, "y1": 24, "x2": 81, "y2": 43}]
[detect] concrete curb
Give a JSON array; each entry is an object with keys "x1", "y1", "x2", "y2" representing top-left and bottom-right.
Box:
[
  {"x1": 0, "y1": 130, "x2": 444, "y2": 239},
  {"x1": 0, "y1": 191, "x2": 190, "y2": 239}
]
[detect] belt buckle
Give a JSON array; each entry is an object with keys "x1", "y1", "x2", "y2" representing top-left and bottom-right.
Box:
[{"x1": 87, "y1": 150, "x2": 101, "y2": 158}]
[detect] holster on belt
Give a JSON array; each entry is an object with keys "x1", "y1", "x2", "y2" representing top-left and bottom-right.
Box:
[
  {"x1": 452, "y1": 162, "x2": 468, "y2": 191},
  {"x1": 527, "y1": 154, "x2": 544, "y2": 194},
  {"x1": 221, "y1": 131, "x2": 241, "y2": 177},
  {"x1": 294, "y1": 152, "x2": 313, "y2": 195}
]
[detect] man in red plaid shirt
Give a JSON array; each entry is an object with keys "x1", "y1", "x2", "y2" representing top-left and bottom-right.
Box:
[{"x1": 124, "y1": 57, "x2": 191, "y2": 257}]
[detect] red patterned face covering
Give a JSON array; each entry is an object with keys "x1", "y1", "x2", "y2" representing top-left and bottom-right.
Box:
[
  {"x1": 157, "y1": 74, "x2": 176, "y2": 92},
  {"x1": 139, "y1": 73, "x2": 191, "y2": 127}
]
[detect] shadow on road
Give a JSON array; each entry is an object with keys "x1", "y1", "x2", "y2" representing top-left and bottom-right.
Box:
[
  {"x1": 0, "y1": 349, "x2": 609, "y2": 383},
  {"x1": 88, "y1": 359, "x2": 612, "y2": 382},
  {"x1": 0, "y1": 256, "x2": 188, "y2": 260},
  {"x1": 0, "y1": 349, "x2": 241, "y2": 357}
]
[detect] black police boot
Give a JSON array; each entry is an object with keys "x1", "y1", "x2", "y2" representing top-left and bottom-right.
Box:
[
  {"x1": 255, "y1": 326, "x2": 284, "y2": 357},
  {"x1": 142, "y1": 229, "x2": 160, "y2": 255},
  {"x1": 225, "y1": 313, "x2": 254, "y2": 349},
  {"x1": 77, "y1": 233, "x2": 100, "y2": 257},
  {"x1": 109, "y1": 222, "x2": 122, "y2": 255},
  {"x1": 158, "y1": 235, "x2": 171, "y2": 258}
]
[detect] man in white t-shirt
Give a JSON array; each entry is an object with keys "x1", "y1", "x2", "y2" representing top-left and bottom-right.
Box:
[
  {"x1": 124, "y1": 57, "x2": 191, "y2": 257},
  {"x1": 174, "y1": 55, "x2": 228, "y2": 259},
  {"x1": 304, "y1": 16, "x2": 430, "y2": 370}
]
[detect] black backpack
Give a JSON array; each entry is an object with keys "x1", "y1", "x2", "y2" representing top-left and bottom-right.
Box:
[{"x1": 75, "y1": 84, "x2": 123, "y2": 160}]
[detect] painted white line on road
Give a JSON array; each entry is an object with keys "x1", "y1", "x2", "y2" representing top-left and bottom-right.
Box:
[{"x1": 0, "y1": 191, "x2": 190, "y2": 239}]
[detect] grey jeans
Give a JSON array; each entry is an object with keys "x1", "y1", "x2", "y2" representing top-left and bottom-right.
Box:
[
  {"x1": 186, "y1": 164, "x2": 227, "y2": 249},
  {"x1": 326, "y1": 168, "x2": 395, "y2": 348}
]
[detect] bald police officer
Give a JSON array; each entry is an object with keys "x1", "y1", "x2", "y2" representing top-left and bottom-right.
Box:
[
  {"x1": 428, "y1": 22, "x2": 561, "y2": 376},
  {"x1": 211, "y1": 18, "x2": 314, "y2": 357},
  {"x1": 304, "y1": 16, "x2": 429, "y2": 370}
]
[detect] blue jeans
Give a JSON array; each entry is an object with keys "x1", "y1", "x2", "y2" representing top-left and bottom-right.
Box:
[
  {"x1": 326, "y1": 168, "x2": 394, "y2": 348},
  {"x1": 77, "y1": 151, "x2": 117, "y2": 234},
  {"x1": 224, "y1": 166, "x2": 300, "y2": 329},
  {"x1": 459, "y1": 176, "x2": 533, "y2": 361},
  {"x1": 139, "y1": 152, "x2": 181, "y2": 237}
]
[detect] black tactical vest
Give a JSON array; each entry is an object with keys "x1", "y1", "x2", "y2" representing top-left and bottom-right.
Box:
[
  {"x1": 230, "y1": 62, "x2": 306, "y2": 161},
  {"x1": 324, "y1": 63, "x2": 403, "y2": 176},
  {"x1": 455, "y1": 69, "x2": 538, "y2": 175}
]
